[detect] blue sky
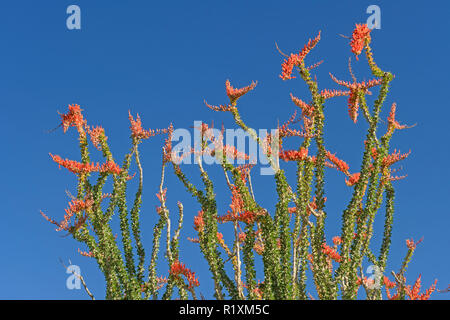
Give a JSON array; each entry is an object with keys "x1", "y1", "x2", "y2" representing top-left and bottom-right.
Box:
[{"x1": 1, "y1": 1, "x2": 449, "y2": 299}]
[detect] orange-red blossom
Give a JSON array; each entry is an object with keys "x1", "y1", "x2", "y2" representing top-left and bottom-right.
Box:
[
  {"x1": 217, "y1": 186, "x2": 265, "y2": 224},
  {"x1": 41, "y1": 197, "x2": 93, "y2": 232},
  {"x1": 128, "y1": 111, "x2": 169, "y2": 140},
  {"x1": 50, "y1": 153, "x2": 99, "y2": 174},
  {"x1": 321, "y1": 243, "x2": 342, "y2": 263},
  {"x1": 170, "y1": 260, "x2": 200, "y2": 289},
  {"x1": 385, "y1": 274, "x2": 437, "y2": 300},
  {"x1": 50, "y1": 154, "x2": 123, "y2": 176},
  {"x1": 404, "y1": 275, "x2": 437, "y2": 300},
  {"x1": 350, "y1": 23, "x2": 371, "y2": 60},
  {"x1": 225, "y1": 79, "x2": 257, "y2": 104},
  {"x1": 345, "y1": 172, "x2": 361, "y2": 186},
  {"x1": 329, "y1": 73, "x2": 382, "y2": 123},
  {"x1": 388, "y1": 102, "x2": 410, "y2": 131},
  {"x1": 88, "y1": 126, "x2": 107, "y2": 150},
  {"x1": 325, "y1": 151, "x2": 350, "y2": 175},
  {"x1": 60, "y1": 104, "x2": 85, "y2": 134},
  {"x1": 290, "y1": 94, "x2": 315, "y2": 118},
  {"x1": 193, "y1": 210, "x2": 205, "y2": 232},
  {"x1": 279, "y1": 31, "x2": 321, "y2": 80},
  {"x1": 279, "y1": 148, "x2": 308, "y2": 162},
  {"x1": 406, "y1": 237, "x2": 423, "y2": 250}
]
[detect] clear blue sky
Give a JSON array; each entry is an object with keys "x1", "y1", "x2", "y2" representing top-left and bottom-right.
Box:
[{"x1": 1, "y1": 1, "x2": 449, "y2": 299}]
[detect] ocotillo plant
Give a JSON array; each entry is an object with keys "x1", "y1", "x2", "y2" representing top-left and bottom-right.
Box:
[{"x1": 41, "y1": 23, "x2": 438, "y2": 300}]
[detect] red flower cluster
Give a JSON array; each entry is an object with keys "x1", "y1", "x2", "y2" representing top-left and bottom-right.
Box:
[
  {"x1": 229, "y1": 187, "x2": 244, "y2": 215},
  {"x1": 193, "y1": 210, "x2": 205, "y2": 232},
  {"x1": 218, "y1": 184, "x2": 265, "y2": 224},
  {"x1": 219, "y1": 210, "x2": 265, "y2": 225},
  {"x1": 88, "y1": 126, "x2": 107, "y2": 150},
  {"x1": 325, "y1": 151, "x2": 350, "y2": 175},
  {"x1": 350, "y1": 24, "x2": 371, "y2": 60},
  {"x1": 50, "y1": 153, "x2": 99, "y2": 174},
  {"x1": 280, "y1": 54, "x2": 301, "y2": 81},
  {"x1": 406, "y1": 237, "x2": 423, "y2": 250},
  {"x1": 156, "y1": 188, "x2": 167, "y2": 203},
  {"x1": 329, "y1": 73, "x2": 382, "y2": 123},
  {"x1": 345, "y1": 172, "x2": 360, "y2": 186},
  {"x1": 128, "y1": 111, "x2": 169, "y2": 140},
  {"x1": 347, "y1": 91, "x2": 361, "y2": 123},
  {"x1": 321, "y1": 243, "x2": 341, "y2": 262},
  {"x1": 225, "y1": 80, "x2": 257, "y2": 104},
  {"x1": 41, "y1": 197, "x2": 93, "y2": 232},
  {"x1": 60, "y1": 104, "x2": 85, "y2": 134},
  {"x1": 279, "y1": 148, "x2": 308, "y2": 162},
  {"x1": 238, "y1": 211, "x2": 264, "y2": 224},
  {"x1": 279, "y1": 31, "x2": 321, "y2": 80},
  {"x1": 290, "y1": 94, "x2": 314, "y2": 118},
  {"x1": 388, "y1": 102, "x2": 409, "y2": 131},
  {"x1": 128, "y1": 112, "x2": 150, "y2": 139},
  {"x1": 50, "y1": 154, "x2": 122, "y2": 176},
  {"x1": 405, "y1": 275, "x2": 437, "y2": 300},
  {"x1": 170, "y1": 260, "x2": 200, "y2": 289},
  {"x1": 332, "y1": 236, "x2": 342, "y2": 246},
  {"x1": 100, "y1": 160, "x2": 122, "y2": 175},
  {"x1": 370, "y1": 146, "x2": 378, "y2": 159},
  {"x1": 383, "y1": 149, "x2": 411, "y2": 167},
  {"x1": 383, "y1": 276, "x2": 396, "y2": 289},
  {"x1": 385, "y1": 274, "x2": 437, "y2": 300}
]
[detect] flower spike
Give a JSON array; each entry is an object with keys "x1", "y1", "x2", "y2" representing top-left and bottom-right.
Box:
[
  {"x1": 59, "y1": 104, "x2": 86, "y2": 135},
  {"x1": 279, "y1": 31, "x2": 321, "y2": 80},
  {"x1": 225, "y1": 79, "x2": 257, "y2": 104},
  {"x1": 350, "y1": 24, "x2": 371, "y2": 60}
]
